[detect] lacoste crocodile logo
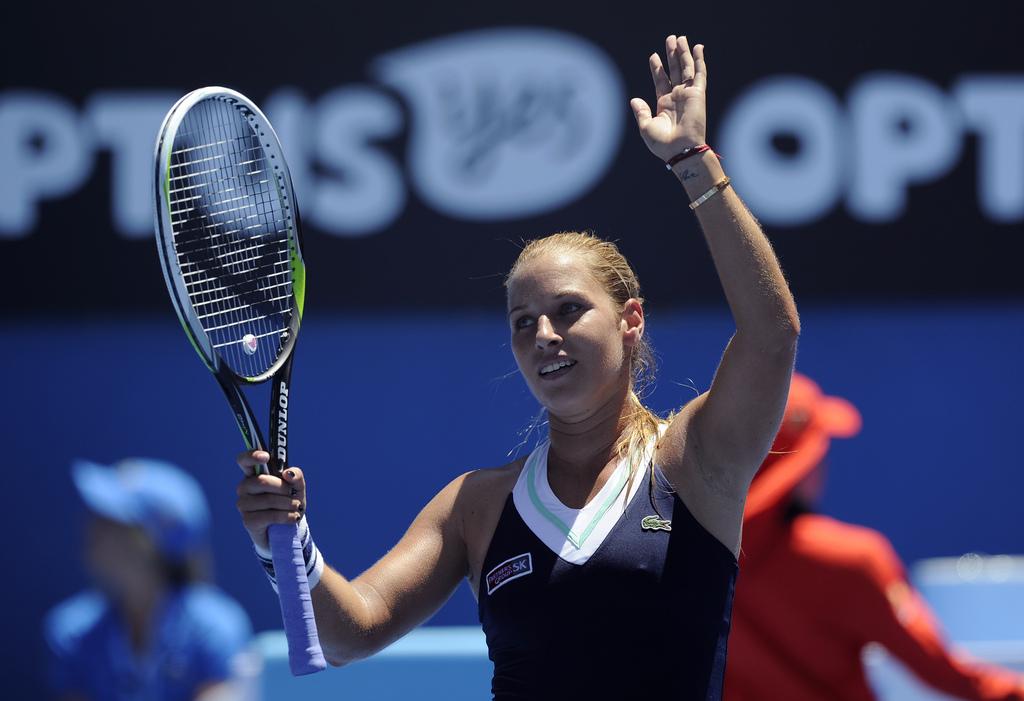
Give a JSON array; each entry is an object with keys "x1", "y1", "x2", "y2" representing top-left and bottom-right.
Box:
[{"x1": 641, "y1": 515, "x2": 672, "y2": 532}]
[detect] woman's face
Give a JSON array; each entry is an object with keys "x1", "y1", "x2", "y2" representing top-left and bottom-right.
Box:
[{"x1": 506, "y1": 251, "x2": 642, "y2": 419}]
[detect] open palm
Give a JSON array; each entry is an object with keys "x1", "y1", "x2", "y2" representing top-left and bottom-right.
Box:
[{"x1": 630, "y1": 35, "x2": 708, "y2": 161}]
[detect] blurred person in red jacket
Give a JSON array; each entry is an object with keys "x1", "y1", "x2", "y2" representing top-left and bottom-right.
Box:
[{"x1": 726, "y1": 373, "x2": 1024, "y2": 701}]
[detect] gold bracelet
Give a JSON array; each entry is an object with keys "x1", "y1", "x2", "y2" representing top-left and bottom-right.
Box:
[{"x1": 688, "y1": 176, "x2": 731, "y2": 211}]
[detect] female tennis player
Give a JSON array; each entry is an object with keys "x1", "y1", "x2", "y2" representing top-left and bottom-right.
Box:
[{"x1": 235, "y1": 34, "x2": 800, "y2": 699}]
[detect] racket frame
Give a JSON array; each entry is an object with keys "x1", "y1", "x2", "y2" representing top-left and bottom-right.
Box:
[
  {"x1": 153, "y1": 87, "x2": 324, "y2": 676},
  {"x1": 154, "y1": 86, "x2": 305, "y2": 389}
]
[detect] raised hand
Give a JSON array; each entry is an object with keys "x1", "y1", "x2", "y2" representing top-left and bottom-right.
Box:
[{"x1": 630, "y1": 35, "x2": 708, "y2": 161}]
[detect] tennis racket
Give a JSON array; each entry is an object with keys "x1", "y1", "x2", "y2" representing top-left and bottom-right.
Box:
[{"x1": 153, "y1": 86, "x2": 326, "y2": 676}]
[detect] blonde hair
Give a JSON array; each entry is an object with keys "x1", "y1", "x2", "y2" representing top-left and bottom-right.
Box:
[{"x1": 505, "y1": 231, "x2": 666, "y2": 477}]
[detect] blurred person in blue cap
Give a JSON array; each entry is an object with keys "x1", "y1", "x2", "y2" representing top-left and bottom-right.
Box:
[{"x1": 43, "y1": 458, "x2": 257, "y2": 701}]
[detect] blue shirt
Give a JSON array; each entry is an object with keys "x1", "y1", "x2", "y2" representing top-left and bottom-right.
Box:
[{"x1": 44, "y1": 585, "x2": 255, "y2": 701}]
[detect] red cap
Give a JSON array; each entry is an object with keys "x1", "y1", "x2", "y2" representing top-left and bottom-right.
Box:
[
  {"x1": 778, "y1": 372, "x2": 861, "y2": 443},
  {"x1": 745, "y1": 373, "x2": 862, "y2": 521}
]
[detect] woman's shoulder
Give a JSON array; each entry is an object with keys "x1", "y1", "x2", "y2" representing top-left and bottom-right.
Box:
[
  {"x1": 422, "y1": 457, "x2": 526, "y2": 527},
  {"x1": 448, "y1": 458, "x2": 527, "y2": 589},
  {"x1": 451, "y1": 457, "x2": 526, "y2": 509},
  {"x1": 416, "y1": 457, "x2": 526, "y2": 531}
]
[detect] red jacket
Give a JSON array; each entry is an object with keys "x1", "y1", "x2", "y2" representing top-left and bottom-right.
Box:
[
  {"x1": 726, "y1": 374, "x2": 1024, "y2": 700},
  {"x1": 727, "y1": 513, "x2": 1024, "y2": 700}
]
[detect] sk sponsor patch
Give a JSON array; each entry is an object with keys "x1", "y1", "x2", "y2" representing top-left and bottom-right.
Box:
[{"x1": 486, "y1": 552, "x2": 533, "y2": 595}]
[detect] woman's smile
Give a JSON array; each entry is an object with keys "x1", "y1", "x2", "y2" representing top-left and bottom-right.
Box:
[{"x1": 538, "y1": 357, "x2": 578, "y2": 379}]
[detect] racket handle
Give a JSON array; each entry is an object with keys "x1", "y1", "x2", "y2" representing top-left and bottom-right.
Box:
[{"x1": 269, "y1": 522, "x2": 328, "y2": 675}]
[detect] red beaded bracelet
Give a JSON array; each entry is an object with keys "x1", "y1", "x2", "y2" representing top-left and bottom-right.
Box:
[{"x1": 665, "y1": 144, "x2": 718, "y2": 170}]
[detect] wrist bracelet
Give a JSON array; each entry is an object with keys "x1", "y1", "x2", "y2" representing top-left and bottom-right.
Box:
[
  {"x1": 254, "y1": 516, "x2": 325, "y2": 593},
  {"x1": 688, "y1": 177, "x2": 732, "y2": 210},
  {"x1": 665, "y1": 144, "x2": 713, "y2": 170}
]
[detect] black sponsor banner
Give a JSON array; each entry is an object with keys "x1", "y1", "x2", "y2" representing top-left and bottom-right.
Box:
[{"x1": 2, "y1": 1, "x2": 1021, "y2": 315}]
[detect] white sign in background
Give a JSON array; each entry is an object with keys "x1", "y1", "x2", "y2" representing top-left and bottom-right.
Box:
[
  {"x1": 719, "y1": 74, "x2": 1024, "y2": 225},
  {"x1": 0, "y1": 28, "x2": 1021, "y2": 240}
]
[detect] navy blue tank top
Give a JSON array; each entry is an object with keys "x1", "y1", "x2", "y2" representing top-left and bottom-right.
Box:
[{"x1": 478, "y1": 463, "x2": 738, "y2": 700}]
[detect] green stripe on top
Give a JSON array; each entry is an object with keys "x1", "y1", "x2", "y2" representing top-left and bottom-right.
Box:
[
  {"x1": 525, "y1": 443, "x2": 631, "y2": 550},
  {"x1": 574, "y1": 466, "x2": 629, "y2": 546}
]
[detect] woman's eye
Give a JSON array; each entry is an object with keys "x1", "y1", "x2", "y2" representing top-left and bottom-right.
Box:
[
  {"x1": 514, "y1": 316, "x2": 534, "y2": 330},
  {"x1": 560, "y1": 302, "x2": 582, "y2": 315}
]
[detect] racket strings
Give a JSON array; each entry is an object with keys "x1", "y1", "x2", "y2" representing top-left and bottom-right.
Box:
[{"x1": 168, "y1": 98, "x2": 295, "y2": 378}]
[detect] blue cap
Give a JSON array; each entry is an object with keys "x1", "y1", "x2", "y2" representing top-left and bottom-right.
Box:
[{"x1": 72, "y1": 458, "x2": 210, "y2": 562}]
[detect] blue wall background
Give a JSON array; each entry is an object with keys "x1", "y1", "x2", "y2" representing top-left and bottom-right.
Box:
[{"x1": 7, "y1": 304, "x2": 1023, "y2": 693}]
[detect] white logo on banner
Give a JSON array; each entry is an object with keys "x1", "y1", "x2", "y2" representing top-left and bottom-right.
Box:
[
  {"x1": 264, "y1": 86, "x2": 409, "y2": 237},
  {"x1": 1, "y1": 39, "x2": 1022, "y2": 238},
  {"x1": 719, "y1": 73, "x2": 1024, "y2": 226},
  {"x1": 0, "y1": 92, "x2": 93, "y2": 234},
  {"x1": 0, "y1": 28, "x2": 622, "y2": 239},
  {"x1": 372, "y1": 28, "x2": 624, "y2": 220}
]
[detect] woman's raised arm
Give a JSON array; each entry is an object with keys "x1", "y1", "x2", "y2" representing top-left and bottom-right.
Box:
[{"x1": 631, "y1": 36, "x2": 799, "y2": 532}]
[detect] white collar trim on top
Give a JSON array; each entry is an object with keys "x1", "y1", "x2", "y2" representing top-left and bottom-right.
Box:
[{"x1": 512, "y1": 427, "x2": 663, "y2": 565}]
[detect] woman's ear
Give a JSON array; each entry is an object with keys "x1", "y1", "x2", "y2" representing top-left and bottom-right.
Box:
[{"x1": 621, "y1": 298, "x2": 645, "y2": 348}]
